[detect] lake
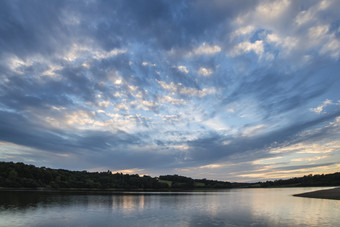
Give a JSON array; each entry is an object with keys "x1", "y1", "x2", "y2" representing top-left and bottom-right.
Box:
[{"x1": 0, "y1": 187, "x2": 339, "y2": 227}]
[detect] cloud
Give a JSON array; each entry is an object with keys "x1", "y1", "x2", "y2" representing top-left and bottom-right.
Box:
[
  {"x1": 191, "y1": 42, "x2": 221, "y2": 56},
  {"x1": 310, "y1": 99, "x2": 333, "y2": 114},
  {"x1": 177, "y1": 65, "x2": 189, "y2": 74},
  {"x1": 0, "y1": 0, "x2": 339, "y2": 181},
  {"x1": 199, "y1": 164, "x2": 224, "y2": 169},
  {"x1": 231, "y1": 40, "x2": 264, "y2": 58},
  {"x1": 157, "y1": 80, "x2": 215, "y2": 97},
  {"x1": 186, "y1": 110, "x2": 340, "y2": 165},
  {"x1": 232, "y1": 25, "x2": 255, "y2": 38},
  {"x1": 242, "y1": 124, "x2": 268, "y2": 137},
  {"x1": 270, "y1": 142, "x2": 337, "y2": 155},
  {"x1": 198, "y1": 67, "x2": 213, "y2": 76},
  {"x1": 237, "y1": 162, "x2": 338, "y2": 181},
  {"x1": 294, "y1": 0, "x2": 332, "y2": 26},
  {"x1": 266, "y1": 33, "x2": 297, "y2": 53},
  {"x1": 291, "y1": 155, "x2": 329, "y2": 162},
  {"x1": 158, "y1": 95, "x2": 187, "y2": 105}
]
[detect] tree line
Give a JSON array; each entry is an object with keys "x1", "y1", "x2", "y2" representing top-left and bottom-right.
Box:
[
  {"x1": 0, "y1": 162, "x2": 168, "y2": 189},
  {"x1": 1, "y1": 162, "x2": 339, "y2": 190},
  {"x1": 0, "y1": 162, "x2": 232, "y2": 190},
  {"x1": 159, "y1": 174, "x2": 232, "y2": 188},
  {"x1": 256, "y1": 172, "x2": 340, "y2": 187}
]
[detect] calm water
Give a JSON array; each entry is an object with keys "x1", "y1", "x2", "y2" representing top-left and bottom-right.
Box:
[{"x1": 0, "y1": 187, "x2": 339, "y2": 227}]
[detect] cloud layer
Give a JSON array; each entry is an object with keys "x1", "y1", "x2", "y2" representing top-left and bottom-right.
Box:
[{"x1": 0, "y1": 0, "x2": 339, "y2": 181}]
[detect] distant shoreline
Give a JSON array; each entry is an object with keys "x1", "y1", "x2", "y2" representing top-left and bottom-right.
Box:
[
  {"x1": 293, "y1": 187, "x2": 340, "y2": 200},
  {"x1": 0, "y1": 187, "x2": 230, "y2": 193}
]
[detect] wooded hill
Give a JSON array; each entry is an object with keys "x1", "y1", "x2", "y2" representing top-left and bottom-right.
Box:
[
  {"x1": 0, "y1": 161, "x2": 231, "y2": 190},
  {"x1": 0, "y1": 162, "x2": 339, "y2": 190},
  {"x1": 255, "y1": 172, "x2": 340, "y2": 187}
]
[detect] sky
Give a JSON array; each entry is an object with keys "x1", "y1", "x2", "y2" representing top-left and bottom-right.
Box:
[{"x1": 0, "y1": 0, "x2": 339, "y2": 182}]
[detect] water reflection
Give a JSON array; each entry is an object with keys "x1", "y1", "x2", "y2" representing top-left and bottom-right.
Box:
[
  {"x1": 245, "y1": 188, "x2": 340, "y2": 226},
  {"x1": 0, "y1": 188, "x2": 339, "y2": 227},
  {"x1": 109, "y1": 194, "x2": 145, "y2": 214}
]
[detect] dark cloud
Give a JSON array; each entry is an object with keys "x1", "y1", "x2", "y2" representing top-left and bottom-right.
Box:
[
  {"x1": 186, "y1": 111, "x2": 340, "y2": 165},
  {"x1": 0, "y1": 0, "x2": 70, "y2": 58},
  {"x1": 0, "y1": 109, "x2": 140, "y2": 153},
  {"x1": 0, "y1": 111, "x2": 75, "y2": 152},
  {"x1": 272, "y1": 162, "x2": 337, "y2": 171}
]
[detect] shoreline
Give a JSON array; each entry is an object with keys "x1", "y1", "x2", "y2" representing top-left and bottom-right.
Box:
[
  {"x1": 0, "y1": 187, "x2": 233, "y2": 193},
  {"x1": 293, "y1": 187, "x2": 340, "y2": 200}
]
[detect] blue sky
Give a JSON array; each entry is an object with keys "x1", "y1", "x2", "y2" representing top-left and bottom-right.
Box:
[{"x1": 0, "y1": 0, "x2": 339, "y2": 182}]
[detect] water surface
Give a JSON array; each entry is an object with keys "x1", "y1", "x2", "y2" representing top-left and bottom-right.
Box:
[{"x1": 1, "y1": 187, "x2": 339, "y2": 227}]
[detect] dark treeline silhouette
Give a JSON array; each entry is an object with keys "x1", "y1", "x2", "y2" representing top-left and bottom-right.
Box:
[
  {"x1": 1, "y1": 162, "x2": 339, "y2": 190},
  {"x1": 0, "y1": 162, "x2": 231, "y2": 190},
  {"x1": 256, "y1": 172, "x2": 340, "y2": 187},
  {"x1": 159, "y1": 175, "x2": 232, "y2": 188},
  {"x1": 0, "y1": 162, "x2": 168, "y2": 190}
]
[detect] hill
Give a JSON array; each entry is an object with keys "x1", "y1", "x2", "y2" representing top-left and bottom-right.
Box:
[
  {"x1": 0, "y1": 161, "x2": 231, "y2": 190},
  {"x1": 1, "y1": 161, "x2": 339, "y2": 190},
  {"x1": 255, "y1": 172, "x2": 340, "y2": 187}
]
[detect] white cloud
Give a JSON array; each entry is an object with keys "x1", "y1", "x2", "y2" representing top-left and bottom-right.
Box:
[
  {"x1": 114, "y1": 79, "x2": 122, "y2": 85},
  {"x1": 6, "y1": 55, "x2": 56, "y2": 77},
  {"x1": 141, "y1": 61, "x2": 156, "y2": 67},
  {"x1": 104, "y1": 112, "x2": 151, "y2": 132},
  {"x1": 203, "y1": 117, "x2": 230, "y2": 131},
  {"x1": 183, "y1": 87, "x2": 216, "y2": 97},
  {"x1": 308, "y1": 25, "x2": 329, "y2": 40},
  {"x1": 291, "y1": 155, "x2": 329, "y2": 162},
  {"x1": 231, "y1": 40, "x2": 264, "y2": 57},
  {"x1": 292, "y1": 3, "x2": 340, "y2": 59},
  {"x1": 294, "y1": 10, "x2": 313, "y2": 26},
  {"x1": 157, "y1": 80, "x2": 177, "y2": 92},
  {"x1": 157, "y1": 80, "x2": 216, "y2": 97},
  {"x1": 158, "y1": 95, "x2": 186, "y2": 105},
  {"x1": 191, "y1": 42, "x2": 221, "y2": 56},
  {"x1": 237, "y1": 164, "x2": 337, "y2": 181},
  {"x1": 39, "y1": 64, "x2": 62, "y2": 78},
  {"x1": 65, "y1": 110, "x2": 95, "y2": 126},
  {"x1": 310, "y1": 99, "x2": 332, "y2": 114},
  {"x1": 113, "y1": 102, "x2": 129, "y2": 112},
  {"x1": 232, "y1": 25, "x2": 255, "y2": 38},
  {"x1": 63, "y1": 43, "x2": 126, "y2": 62},
  {"x1": 98, "y1": 100, "x2": 110, "y2": 108},
  {"x1": 242, "y1": 124, "x2": 268, "y2": 137},
  {"x1": 199, "y1": 164, "x2": 224, "y2": 169},
  {"x1": 252, "y1": 156, "x2": 282, "y2": 165},
  {"x1": 167, "y1": 144, "x2": 189, "y2": 150},
  {"x1": 266, "y1": 33, "x2": 297, "y2": 52},
  {"x1": 270, "y1": 142, "x2": 337, "y2": 154},
  {"x1": 294, "y1": 0, "x2": 331, "y2": 26},
  {"x1": 93, "y1": 48, "x2": 127, "y2": 60},
  {"x1": 45, "y1": 110, "x2": 98, "y2": 129},
  {"x1": 177, "y1": 65, "x2": 189, "y2": 74},
  {"x1": 130, "y1": 99, "x2": 158, "y2": 111},
  {"x1": 255, "y1": 0, "x2": 291, "y2": 21},
  {"x1": 307, "y1": 25, "x2": 340, "y2": 59},
  {"x1": 157, "y1": 113, "x2": 183, "y2": 123},
  {"x1": 321, "y1": 37, "x2": 340, "y2": 59},
  {"x1": 228, "y1": 0, "x2": 340, "y2": 65},
  {"x1": 230, "y1": 0, "x2": 340, "y2": 63},
  {"x1": 198, "y1": 67, "x2": 213, "y2": 76}
]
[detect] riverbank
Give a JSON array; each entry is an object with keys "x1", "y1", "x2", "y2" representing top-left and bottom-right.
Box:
[{"x1": 293, "y1": 187, "x2": 340, "y2": 200}]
